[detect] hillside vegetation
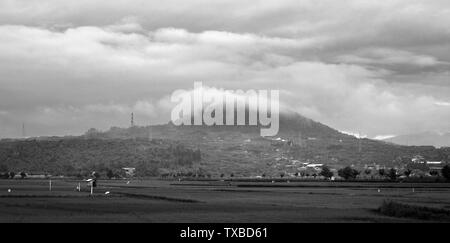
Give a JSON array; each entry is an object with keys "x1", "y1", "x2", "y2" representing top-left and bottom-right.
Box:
[{"x1": 0, "y1": 138, "x2": 201, "y2": 177}]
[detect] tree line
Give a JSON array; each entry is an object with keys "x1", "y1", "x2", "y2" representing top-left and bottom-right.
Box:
[{"x1": 0, "y1": 138, "x2": 201, "y2": 178}]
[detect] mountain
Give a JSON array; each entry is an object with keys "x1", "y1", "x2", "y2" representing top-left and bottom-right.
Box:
[
  {"x1": 82, "y1": 112, "x2": 450, "y2": 175},
  {"x1": 1, "y1": 112, "x2": 449, "y2": 177},
  {"x1": 383, "y1": 131, "x2": 450, "y2": 148}
]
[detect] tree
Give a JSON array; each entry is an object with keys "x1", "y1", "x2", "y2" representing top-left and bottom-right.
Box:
[
  {"x1": 404, "y1": 169, "x2": 412, "y2": 177},
  {"x1": 378, "y1": 168, "x2": 386, "y2": 177},
  {"x1": 193, "y1": 149, "x2": 201, "y2": 162},
  {"x1": 388, "y1": 168, "x2": 398, "y2": 181},
  {"x1": 320, "y1": 166, "x2": 334, "y2": 179},
  {"x1": 441, "y1": 165, "x2": 450, "y2": 181},
  {"x1": 106, "y1": 169, "x2": 115, "y2": 179},
  {"x1": 84, "y1": 128, "x2": 100, "y2": 138},
  {"x1": 20, "y1": 172, "x2": 27, "y2": 179},
  {"x1": 338, "y1": 166, "x2": 359, "y2": 180},
  {"x1": 9, "y1": 171, "x2": 15, "y2": 179},
  {"x1": 429, "y1": 170, "x2": 439, "y2": 176},
  {"x1": 0, "y1": 164, "x2": 8, "y2": 173}
]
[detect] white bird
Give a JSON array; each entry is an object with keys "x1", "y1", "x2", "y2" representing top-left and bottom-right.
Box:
[
  {"x1": 105, "y1": 191, "x2": 110, "y2": 195},
  {"x1": 126, "y1": 181, "x2": 130, "y2": 184},
  {"x1": 7, "y1": 189, "x2": 11, "y2": 193}
]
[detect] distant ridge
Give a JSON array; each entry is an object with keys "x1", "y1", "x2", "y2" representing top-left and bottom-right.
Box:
[{"x1": 383, "y1": 131, "x2": 450, "y2": 148}]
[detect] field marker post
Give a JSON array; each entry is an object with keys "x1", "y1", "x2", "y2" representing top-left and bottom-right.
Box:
[
  {"x1": 90, "y1": 182, "x2": 93, "y2": 196},
  {"x1": 49, "y1": 179, "x2": 52, "y2": 191},
  {"x1": 78, "y1": 182, "x2": 81, "y2": 192}
]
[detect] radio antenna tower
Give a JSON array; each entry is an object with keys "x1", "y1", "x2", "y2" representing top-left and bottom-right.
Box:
[
  {"x1": 22, "y1": 123, "x2": 26, "y2": 138},
  {"x1": 131, "y1": 112, "x2": 134, "y2": 127}
]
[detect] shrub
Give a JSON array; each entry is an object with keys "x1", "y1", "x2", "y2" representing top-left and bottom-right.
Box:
[
  {"x1": 338, "y1": 166, "x2": 359, "y2": 180},
  {"x1": 388, "y1": 168, "x2": 398, "y2": 181},
  {"x1": 404, "y1": 169, "x2": 412, "y2": 177},
  {"x1": 442, "y1": 165, "x2": 450, "y2": 181},
  {"x1": 106, "y1": 169, "x2": 115, "y2": 179},
  {"x1": 429, "y1": 170, "x2": 439, "y2": 176},
  {"x1": 0, "y1": 172, "x2": 9, "y2": 179},
  {"x1": 320, "y1": 166, "x2": 334, "y2": 179}
]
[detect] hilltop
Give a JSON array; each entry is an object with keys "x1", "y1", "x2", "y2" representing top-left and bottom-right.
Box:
[{"x1": 82, "y1": 112, "x2": 450, "y2": 175}]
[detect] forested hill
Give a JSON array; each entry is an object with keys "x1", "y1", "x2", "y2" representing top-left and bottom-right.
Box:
[
  {"x1": 0, "y1": 138, "x2": 201, "y2": 177},
  {"x1": 1, "y1": 112, "x2": 449, "y2": 177},
  {"x1": 80, "y1": 112, "x2": 450, "y2": 175}
]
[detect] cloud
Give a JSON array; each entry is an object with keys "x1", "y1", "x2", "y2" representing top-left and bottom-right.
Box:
[
  {"x1": 0, "y1": 1, "x2": 449, "y2": 138},
  {"x1": 335, "y1": 48, "x2": 443, "y2": 67},
  {"x1": 374, "y1": 135, "x2": 396, "y2": 140},
  {"x1": 341, "y1": 131, "x2": 367, "y2": 139},
  {"x1": 435, "y1": 101, "x2": 450, "y2": 107}
]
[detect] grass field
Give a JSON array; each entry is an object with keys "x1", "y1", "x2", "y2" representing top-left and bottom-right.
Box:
[{"x1": 0, "y1": 179, "x2": 449, "y2": 223}]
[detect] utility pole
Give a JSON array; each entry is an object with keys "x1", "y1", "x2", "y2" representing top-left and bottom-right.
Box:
[
  {"x1": 358, "y1": 131, "x2": 363, "y2": 165},
  {"x1": 131, "y1": 112, "x2": 134, "y2": 127}
]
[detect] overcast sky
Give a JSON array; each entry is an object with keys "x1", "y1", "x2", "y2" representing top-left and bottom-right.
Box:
[{"x1": 0, "y1": 0, "x2": 449, "y2": 138}]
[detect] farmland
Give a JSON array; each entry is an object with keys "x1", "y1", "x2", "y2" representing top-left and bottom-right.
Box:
[{"x1": 1, "y1": 179, "x2": 450, "y2": 223}]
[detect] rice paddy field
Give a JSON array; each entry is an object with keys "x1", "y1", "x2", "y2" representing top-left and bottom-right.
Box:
[{"x1": 0, "y1": 179, "x2": 449, "y2": 223}]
